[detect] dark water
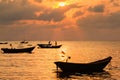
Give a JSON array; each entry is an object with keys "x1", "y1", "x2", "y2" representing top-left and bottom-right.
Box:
[{"x1": 0, "y1": 41, "x2": 120, "y2": 80}]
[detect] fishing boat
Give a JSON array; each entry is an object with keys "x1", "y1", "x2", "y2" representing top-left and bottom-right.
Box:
[
  {"x1": 54, "y1": 56, "x2": 112, "y2": 73},
  {"x1": 37, "y1": 44, "x2": 62, "y2": 48},
  {"x1": 20, "y1": 40, "x2": 28, "y2": 44},
  {"x1": 0, "y1": 42, "x2": 8, "y2": 44},
  {"x1": 1, "y1": 46, "x2": 35, "y2": 53},
  {"x1": 38, "y1": 41, "x2": 62, "y2": 48}
]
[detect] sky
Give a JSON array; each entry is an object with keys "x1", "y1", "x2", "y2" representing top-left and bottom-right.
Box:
[{"x1": 0, "y1": 0, "x2": 120, "y2": 41}]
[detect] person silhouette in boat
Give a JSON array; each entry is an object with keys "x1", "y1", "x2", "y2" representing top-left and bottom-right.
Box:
[
  {"x1": 48, "y1": 41, "x2": 51, "y2": 44},
  {"x1": 55, "y1": 41, "x2": 57, "y2": 46},
  {"x1": 48, "y1": 41, "x2": 52, "y2": 47},
  {"x1": 10, "y1": 44, "x2": 13, "y2": 49}
]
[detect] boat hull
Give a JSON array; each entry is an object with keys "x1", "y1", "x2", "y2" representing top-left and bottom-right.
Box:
[
  {"x1": 54, "y1": 56, "x2": 112, "y2": 73},
  {"x1": 1, "y1": 47, "x2": 35, "y2": 53},
  {"x1": 38, "y1": 44, "x2": 62, "y2": 48},
  {"x1": 0, "y1": 42, "x2": 8, "y2": 44}
]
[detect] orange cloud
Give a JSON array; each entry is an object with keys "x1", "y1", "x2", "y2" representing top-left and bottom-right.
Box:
[{"x1": 0, "y1": 0, "x2": 120, "y2": 40}]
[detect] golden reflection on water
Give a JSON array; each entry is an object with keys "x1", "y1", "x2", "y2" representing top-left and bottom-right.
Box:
[
  {"x1": 59, "y1": 41, "x2": 110, "y2": 63},
  {"x1": 0, "y1": 41, "x2": 120, "y2": 80}
]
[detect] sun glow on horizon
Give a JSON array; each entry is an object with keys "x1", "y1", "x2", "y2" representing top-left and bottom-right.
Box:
[
  {"x1": 58, "y1": 2, "x2": 66, "y2": 7},
  {"x1": 53, "y1": 2, "x2": 68, "y2": 8}
]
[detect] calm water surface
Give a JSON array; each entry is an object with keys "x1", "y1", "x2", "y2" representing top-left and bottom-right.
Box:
[{"x1": 0, "y1": 41, "x2": 120, "y2": 80}]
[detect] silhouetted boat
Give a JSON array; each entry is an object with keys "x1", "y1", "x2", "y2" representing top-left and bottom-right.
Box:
[
  {"x1": 0, "y1": 42, "x2": 8, "y2": 44},
  {"x1": 20, "y1": 40, "x2": 28, "y2": 44},
  {"x1": 38, "y1": 44, "x2": 62, "y2": 48},
  {"x1": 54, "y1": 56, "x2": 112, "y2": 73},
  {"x1": 1, "y1": 46, "x2": 35, "y2": 53}
]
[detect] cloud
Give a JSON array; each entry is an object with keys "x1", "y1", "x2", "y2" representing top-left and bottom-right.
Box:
[
  {"x1": 0, "y1": 0, "x2": 83, "y2": 25},
  {"x1": 0, "y1": 0, "x2": 120, "y2": 40},
  {"x1": 0, "y1": 0, "x2": 71, "y2": 25},
  {"x1": 36, "y1": 2, "x2": 82, "y2": 22},
  {"x1": 37, "y1": 8, "x2": 66, "y2": 22},
  {"x1": 77, "y1": 11, "x2": 120, "y2": 29},
  {"x1": 109, "y1": 0, "x2": 120, "y2": 6},
  {"x1": 0, "y1": 25, "x2": 30, "y2": 40},
  {"x1": 0, "y1": 0, "x2": 41, "y2": 25},
  {"x1": 0, "y1": 23, "x2": 59, "y2": 40},
  {"x1": 73, "y1": 11, "x2": 84, "y2": 18},
  {"x1": 88, "y1": 4, "x2": 105, "y2": 13},
  {"x1": 76, "y1": 11, "x2": 120, "y2": 40},
  {"x1": 34, "y1": 0, "x2": 42, "y2": 3}
]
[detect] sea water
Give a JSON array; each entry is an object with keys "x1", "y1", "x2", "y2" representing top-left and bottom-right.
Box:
[{"x1": 0, "y1": 41, "x2": 120, "y2": 80}]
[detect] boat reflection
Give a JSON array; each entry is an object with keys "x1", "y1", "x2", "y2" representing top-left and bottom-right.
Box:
[{"x1": 56, "y1": 71, "x2": 111, "y2": 80}]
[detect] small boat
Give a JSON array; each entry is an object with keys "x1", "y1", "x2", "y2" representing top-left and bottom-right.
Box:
[
  {"x1": 37, "y1": 44, "x2": 62, "y2": 48},
  {"x1": 54, "y1": 56, "x2": 112, "y2": 73},
  {"x1": 0, "y1": 42, "x2": 8, "y2": 44},
  {"x1": 20, "y1": 40, "x2": 28, "y2": 44},
  {"x1": 1, "y1": 46, "x2": 35, "y2": 53}
]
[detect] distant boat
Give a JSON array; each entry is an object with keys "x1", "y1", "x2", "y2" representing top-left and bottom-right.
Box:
[
  {"x1": 1, "y1": 46, "x2": 35, "y2": 53},
  {"x1": 37, "y1": 44, "x2": 62, "y2": 48},
  {"x1": 54, "y1": 56, "x2": 112, "y2": 73},
  {"x1": 0, "y1": 42, "x2": 8, "y2": 44},
  {"x1": 20, "y1": 40, "x2": 28, "y2": 44}
]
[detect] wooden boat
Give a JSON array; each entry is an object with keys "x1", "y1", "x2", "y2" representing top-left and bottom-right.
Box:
[
  {"x1": 0, "y1": 42, "x2": 8, "y2": 44},
  {"x1": 20, "y1": 40, "x2": 28, "y2": 44},
  {"x1": 1, "y1": 46, "x2": 35, "y2": 53},
  {"x1": 54, "y1": 56, "x2": 112, "y2": 73},
  {"x1": 37, "y1": 44, "x2": 62, "y2": 48}
]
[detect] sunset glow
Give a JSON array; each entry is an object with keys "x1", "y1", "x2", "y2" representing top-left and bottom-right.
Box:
[
  {"x1": 58, "y1": 2, "x2": 66, "y2": 7},
  {"x1": 0, "y1": 0, "x2": 120, "y2": 41}
]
